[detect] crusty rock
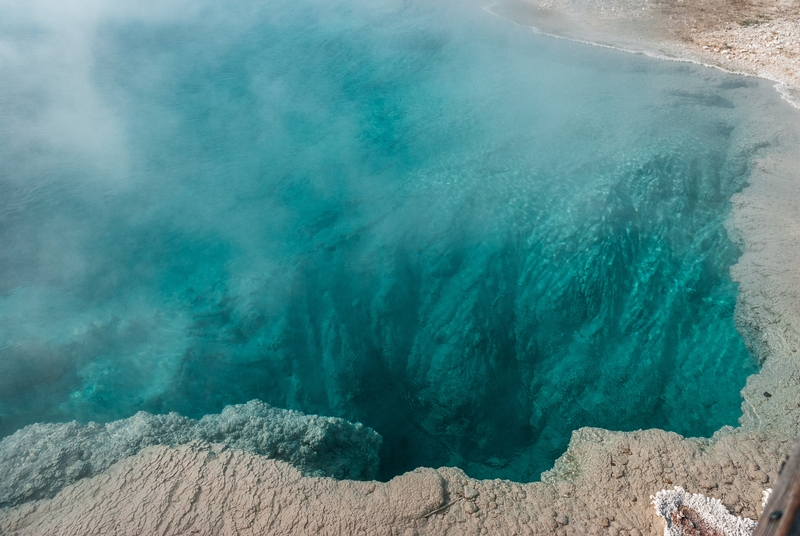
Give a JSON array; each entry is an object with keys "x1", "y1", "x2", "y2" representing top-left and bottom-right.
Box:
[
  {"x1": 0, "y1": 444, "x2": 447, "y2": 536},
  {"x1": 653, "y1": 486, "x2": 756, "y2": 536},
  {"x1": 0, "y1": 427, "x2": 790, "y2": 535},
  {"x1": 0, "y1": 400, "x2": 381, "y2": 508}
]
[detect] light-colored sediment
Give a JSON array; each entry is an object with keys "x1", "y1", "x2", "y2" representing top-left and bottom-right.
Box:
[
  {"x1": 0, "y1": 400, "x2": 382, "y2": 508},
  {"x1": 3, "y1": 2, "x2": 800, "y2": 535},
  {"x1": 490, "y1": 0, "x2": 800, "y2": 105},
  {"x1": 0, "y1": 429, "x2": 790, "y2": 535},
  {"x1": 653, "y1": 486, "x2": 757, "y2": 535}
]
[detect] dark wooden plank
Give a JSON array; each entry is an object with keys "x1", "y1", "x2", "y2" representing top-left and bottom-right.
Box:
[{"x1": 754, "y1": 437, "x2": 800, "y2": 536}]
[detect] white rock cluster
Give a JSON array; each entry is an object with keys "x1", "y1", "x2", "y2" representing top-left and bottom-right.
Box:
[{"x1": 652, "y1": 486, "x2": 757, "y2": 536}]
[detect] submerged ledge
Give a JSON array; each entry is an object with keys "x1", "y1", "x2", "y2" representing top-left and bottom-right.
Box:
[
  {"x1": 3, "y1": 3, "x2": 800, "y2": 535},
  {"x1": 0, "y1": 401, "x2": 382, "y2": 508}
]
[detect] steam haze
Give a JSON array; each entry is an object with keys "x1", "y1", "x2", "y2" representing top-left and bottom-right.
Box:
[{"x1": 0, "y1": 0, "x2": 762, "y2": 481}]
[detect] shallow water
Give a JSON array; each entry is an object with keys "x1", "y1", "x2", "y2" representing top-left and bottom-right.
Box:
[{"x1": 0, "y1": 0, "x2": 766, "y2": 481}]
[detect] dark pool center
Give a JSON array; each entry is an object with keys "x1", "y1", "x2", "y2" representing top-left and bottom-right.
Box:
[{"x1": 0, "y1": 0, "x2": 774, "y2": 482}]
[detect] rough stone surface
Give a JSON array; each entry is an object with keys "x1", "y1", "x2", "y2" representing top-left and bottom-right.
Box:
[
  {"x1": 653, "y1": 486, "x2": 757, "y2": 536},
  {"x1": 0, "y1": 400, "x2": 382, "y2": 508},
  {"x1": 0, "y1": 427, "x2": 794, "y2": 535},
  {"x1": 0, "y1": 443, "x2": 446, "y2": 536}
]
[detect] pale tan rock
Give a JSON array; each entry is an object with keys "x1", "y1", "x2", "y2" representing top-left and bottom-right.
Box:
[
  {"x1": 491, "y1": 0, "x2": 800, "y2": 106},
  {"x1": 0, "y1": 425, "x2": 793, "y2": 535}
]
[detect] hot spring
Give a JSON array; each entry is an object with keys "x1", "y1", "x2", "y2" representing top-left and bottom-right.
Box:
[{"x1": 0, "y1": 0, "x2": 768, "y2": 482}]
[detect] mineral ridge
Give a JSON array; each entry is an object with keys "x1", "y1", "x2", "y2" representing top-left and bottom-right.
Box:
[{"x1": 0, "y1": 400, "x2": 381, "y2": 508}]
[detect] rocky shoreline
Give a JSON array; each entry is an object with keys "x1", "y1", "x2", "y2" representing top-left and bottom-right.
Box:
[
  {"x1": 490, "y1": 0, "x2": 800, "y2": 105},
  {"x1": 2, "y1": 2, "x2": 800, "y2": 534}
]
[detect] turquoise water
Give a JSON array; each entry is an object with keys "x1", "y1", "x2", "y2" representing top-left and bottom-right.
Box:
[{"x1": 0, "y1": 0, "x2": 762, "y2": 481}]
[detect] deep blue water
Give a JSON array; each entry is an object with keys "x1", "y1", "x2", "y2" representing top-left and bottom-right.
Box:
[{"x1": 0, "y1": 0, "x2": 763, "y2": 481}]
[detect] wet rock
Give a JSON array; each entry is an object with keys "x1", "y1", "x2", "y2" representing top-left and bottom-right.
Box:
[{"x1": 0, "y1": 401, "x2": 381, "y2": 508}]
